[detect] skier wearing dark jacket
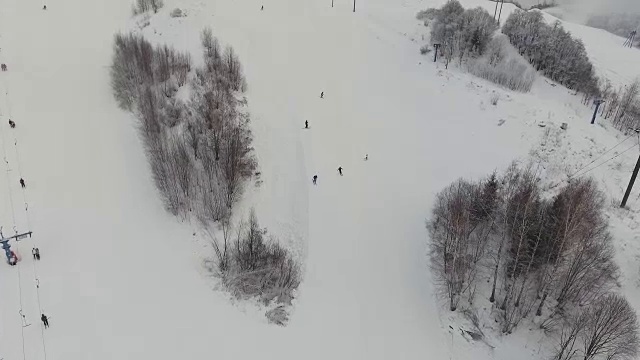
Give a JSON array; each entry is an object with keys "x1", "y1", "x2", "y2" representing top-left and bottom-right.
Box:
[{"x1": 41, "y1": 314, "x2": 49, "y2": 328}]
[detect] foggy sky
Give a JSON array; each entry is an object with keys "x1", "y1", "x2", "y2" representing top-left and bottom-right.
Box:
[{"x1": 559, "y1": 0, "x2": 640, "y2": 16}]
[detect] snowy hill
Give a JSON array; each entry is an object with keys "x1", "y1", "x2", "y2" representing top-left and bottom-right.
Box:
[{"x1": 1, "y1": 0, "x2": 639, "y2": 359}]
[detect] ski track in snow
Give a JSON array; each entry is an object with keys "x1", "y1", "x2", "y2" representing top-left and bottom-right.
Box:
[{"x1": 0, "y1": 0, "x2": 639, "y2": 359}]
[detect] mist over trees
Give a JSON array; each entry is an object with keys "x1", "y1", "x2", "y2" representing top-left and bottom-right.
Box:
[
  {"x1": 586, "y1": 13, "x2": 640, "y2": 46},
  {"x1": 110, "y1": 29, "x2": 299, "y2": 321},
  {"x1": 427, "y1": 164, "x2": 638, "y2": 359}
]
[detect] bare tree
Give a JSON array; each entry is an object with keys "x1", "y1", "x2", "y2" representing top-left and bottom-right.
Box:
[
  {"x1": 149, "y1": 0, "x2": 163, "y2": 13},
  {"x1": 580, "y1": 294, "x2": 639, "y2": 360},
  {"x1": 552, "y1": 311, "x2": 589, "y2": 360}
]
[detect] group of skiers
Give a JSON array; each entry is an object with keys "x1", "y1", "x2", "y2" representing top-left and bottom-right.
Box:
[{"x1": 308, "y1": 91, "x2": 369, "y2": 185}]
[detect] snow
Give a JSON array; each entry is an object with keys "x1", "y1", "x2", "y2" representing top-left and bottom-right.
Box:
[{"x1": 0, "y1": 0, "x2": 639, "y2": 359}]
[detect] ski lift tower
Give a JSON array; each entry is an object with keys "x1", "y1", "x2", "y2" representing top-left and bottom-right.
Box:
[
  {"x1": 0, "y1": 227, "x2": 32, "y2": 263},
  {"x1": 624, "y1": 30, "x2": 637, "y2": 48}
]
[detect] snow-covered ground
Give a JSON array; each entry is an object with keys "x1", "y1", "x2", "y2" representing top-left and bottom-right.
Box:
[{"x1": 0, "y1": 0, "x2": 639, "y2": 359}]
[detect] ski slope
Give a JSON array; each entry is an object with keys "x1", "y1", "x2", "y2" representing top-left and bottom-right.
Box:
[{"x1": 1, "y1": 0, "x2": 639, "y2": 359}]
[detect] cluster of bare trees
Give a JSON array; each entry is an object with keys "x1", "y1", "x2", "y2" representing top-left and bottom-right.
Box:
[
  {"x1": 110, "y1": 30, "x2": 256, "y2": 221},
  {"x1": 427, "y1": 0, "x2": 498, "y2": 68},
  {"x1": 591, "y1": 78, "x2": 640, "y2": 131},
  {"x1": 502, "y1": 10, "x2": 600, "y2": 96},
  {"x1": 132, "y1": 0, "x2": 163, "y2": 15},
  {"x1": 110, "y1": 29, "x2": 300, "y2": 316},
  {"x1": 427, "y1": 164, "x2": 638, "y2": 359},
  {"x1": 208, "y1": 210, "x2": 300, "y2": 311}
]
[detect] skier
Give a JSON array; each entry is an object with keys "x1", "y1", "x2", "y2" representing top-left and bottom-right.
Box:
[
  {"x1": 320, "y1": 92, "x2": 324, "y2": 99},
  {"x1": 364, "y1": 154, "x2": 368, "y2": 161},
  {"x1": 261, "y1": 5, "x2": 263, "y2": 10},
  {"x1": 35, "y1": 248, "x2": 40, "y2": 261},
  {"x1": 19, "y1": 178, "x2": 25, "y2": 188},
  {"x1": 8, "y1": 119, "x2": 15, "y2": 128},
  {"x1": 312, "y1": 175, "x2": 318, "y2": 185},
  {"x1": 338, "y1": 167, "x2": 343, "y2": 176},
  {"x1": 305, "y1": 120, "x2": 309, "y2": 129},
  {"x1": 32, "y1": 247, "x2": 37, "y2": 260},
  {"x1": 1, "y1": 64, "x2": 6, "y2": 71},
  {"x1": 41, "y1": 314, "x2": 49, "y2": 328},
  {"x1": 43, "y1": 5, "x2": 47, "y2": 9}
]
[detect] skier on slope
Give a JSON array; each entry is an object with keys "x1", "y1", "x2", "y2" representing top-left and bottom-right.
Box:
[
  {"x1": 364, "y1": 154, "x2": 368, "y2": 161},
  {"x1": 320, "y1": 92, "x2": 324, "y2": 99},
  {"x1": 32, "y1": 247, "x2": 37, "y2": 260},
  {"x1": 41, "y1": 314, "x2": 49, "y2": 328},
  {"x1": 305, "y1": 120, "x2": 309, "y2": 129},
  {"x1": 19, "y1": 178, "x2": 25, "y2": 188},
  {"x1": 312, "y1": 175, "x2": 318, "y2": 185},
  {"x1": 338, "y1": 167, "x2": 343, "y2": 176},
  {"x1": 35, "y1": 248, "x2": 40, "y2": 261},
  {"x1": 8, "y1": 119, "x2": 15, "y2": 128}
]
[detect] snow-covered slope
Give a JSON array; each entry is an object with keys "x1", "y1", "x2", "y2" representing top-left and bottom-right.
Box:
[{"x1": 0, "y1": 0, "x2": 639, "y2": 359}]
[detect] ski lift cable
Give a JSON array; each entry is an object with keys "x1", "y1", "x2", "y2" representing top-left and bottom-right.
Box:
[
  {"x1": 566, "y1": 132, "x2": 635, "y2": 179},
  {"x1": 1, "y1": 71, "x2": 47, "y2": 360},
  {"x1": 570, "y1": 142, "x2": 638, "y2": 180},
  {"x1": 0, "y1": 82, "x2": 28, "y2": 360}
]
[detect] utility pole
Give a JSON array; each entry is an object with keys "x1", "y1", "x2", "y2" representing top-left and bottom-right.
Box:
[
  {"x1": 591, "y1": 99, "x2": 604, "y2": 124},
  {"x1": 493, "y1": 0, "x2": 499, "y2": 21},
  {"x1": 621, "y1": 153, "x2": 640, "y2": 208},
  {"x1": 497, "y1": 0, "x2": 504, "y2": 25}
]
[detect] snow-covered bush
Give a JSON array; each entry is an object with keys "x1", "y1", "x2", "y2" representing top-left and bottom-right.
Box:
[
  {"x1": 210, "y1": 210, "x2": 300, "y2": 311},
  {"x1": 466, "y1": 35, "x2": 536, "y2": 92},
  {"x1": 170, "y1": 8, "x2": 184, "y2": 18}
]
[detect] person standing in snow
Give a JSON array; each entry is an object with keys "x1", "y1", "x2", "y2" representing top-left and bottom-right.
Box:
[
  {"x1": 35, "y1": 248, "x2": 40, "y2": 261},
  {"x1": 43, "y1": 5, "x2": 47, "y2": 9},
  {"x1": 305, "y1": 120, "x2": 309, "y2": 129},
  {"x1": 19, "y1": 178, "x2": 25, "y2": 188},
  {"x1": 320, "y1": 92, "x2": 324, "y2": 99},
  {"x1": 41, "y1": 314, "x2": 49, "y2": 328},
  {"x1": 312, "y1": 175, "x2": 318, "y2": 185},
  {"x1": 338, "y1": 167, "x2": 343, "y2": 176},
  {"x1": 364, "y1": 154, "x2": 368, "y2": 161},
  {"x1": 32, "y1": 247, "x2": 37, "y2": 260},
  {"x1": 8, "y1": 119, "x2": 15, "y2": 128},
  {"x1": 261, "y1": 5, "x2": 263, "y2": 10}
]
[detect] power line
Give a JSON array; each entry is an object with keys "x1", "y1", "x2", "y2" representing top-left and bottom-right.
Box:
[{"x1": 567, "y1": 132, "x2": 635, "y2": 179}]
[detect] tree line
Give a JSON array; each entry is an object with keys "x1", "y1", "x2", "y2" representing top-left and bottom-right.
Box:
[
  {"x1": 502, "y1": 10, "x2": 600, "y2": 96},
  {"x1": 427, "y1": 164, "x2": 639, "y2": 359},
  {"x1": 110, "y1": 29, "x2": 299, "y2": 322}
]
